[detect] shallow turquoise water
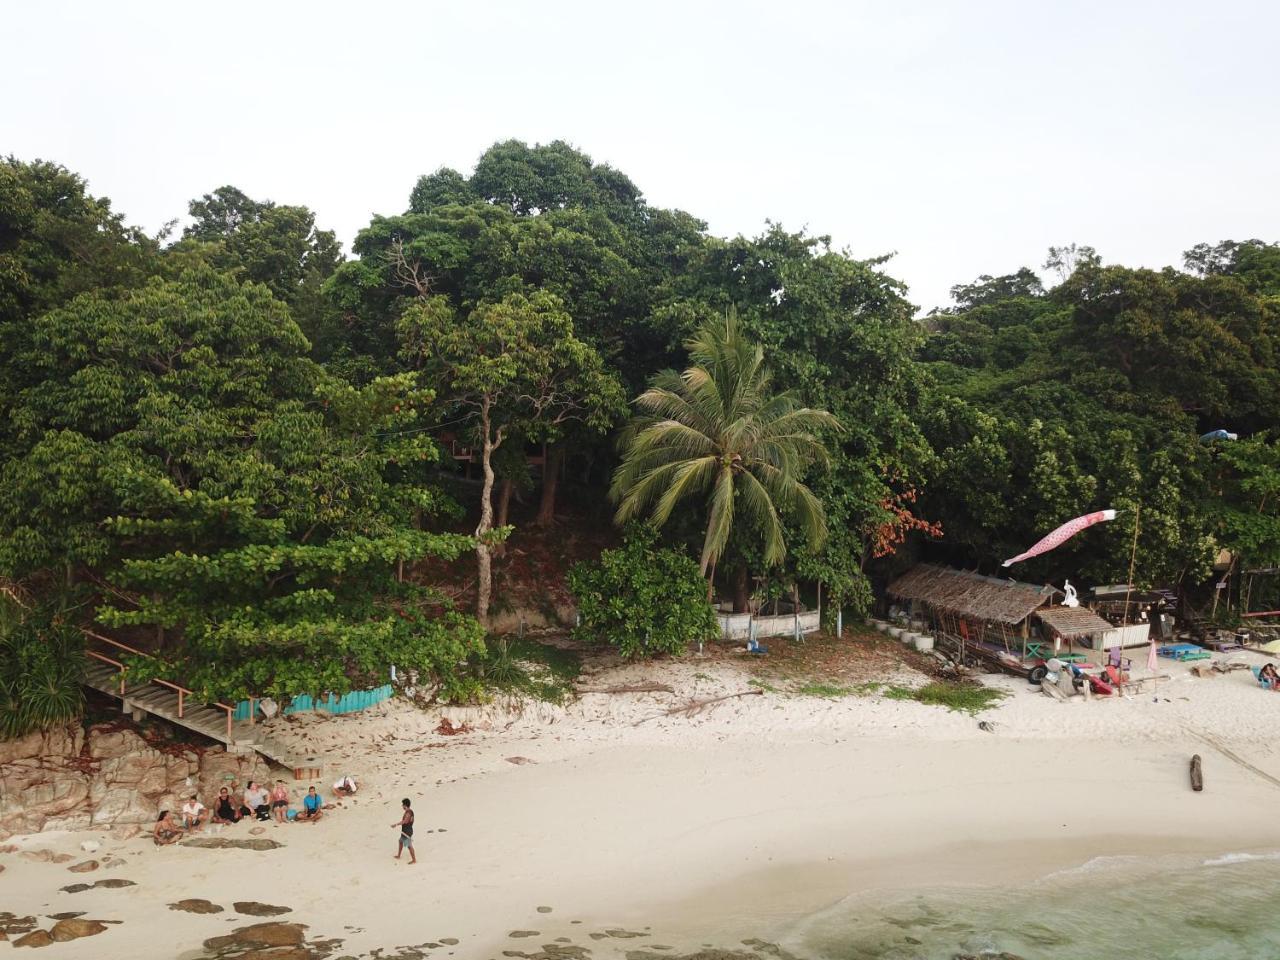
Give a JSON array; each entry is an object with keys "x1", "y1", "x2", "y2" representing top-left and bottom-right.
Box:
[{"x1": 785, "y1": 852, "x2": 1280, "y2": 959}]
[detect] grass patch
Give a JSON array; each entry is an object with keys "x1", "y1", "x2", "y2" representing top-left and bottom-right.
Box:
[
  {"x1": 884, "y1": 682, "x2": 1006, "y2": 715},
  {"x1": 794, "y1": 681, "x2": 850, "y2": 699},
  {"x1": 476, "y1": 636, "x2": 581, "y2": 704},
  {"x1": 748, "y1": 678, "x2": 780, "y2": 694}
]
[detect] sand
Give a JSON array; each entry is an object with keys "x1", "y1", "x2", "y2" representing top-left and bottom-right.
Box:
[{"x1": 4, "y1": 641, "x2": 1280, "y2": 958}]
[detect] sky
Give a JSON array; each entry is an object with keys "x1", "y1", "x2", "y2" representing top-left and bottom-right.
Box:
[{"x1": 5, "y1": 0, "x2": 1278, "y2": 312}]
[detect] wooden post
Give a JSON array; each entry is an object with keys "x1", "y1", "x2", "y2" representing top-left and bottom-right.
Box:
[
  {"x1": 177, "y1": 690, "x2": 184, "y2": 718},
  {"x1": 1190, "y1": 754, "x2": 1204, "y2": 792},
  {"x1": 248, "y1": 698, "x2": 256, "y2": 726}
]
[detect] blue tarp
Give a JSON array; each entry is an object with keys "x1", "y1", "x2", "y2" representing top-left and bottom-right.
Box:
[{"x1": 232, "y1": 684, "x2": 393, "y2": 722}]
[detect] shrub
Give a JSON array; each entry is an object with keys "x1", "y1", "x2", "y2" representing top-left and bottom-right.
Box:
[
  {"x1": 0, "y1": 596, "x2": 85, "y2": 739},
  {"x1": 568, "y1": 528, "x2": 719, "y2": 659}
]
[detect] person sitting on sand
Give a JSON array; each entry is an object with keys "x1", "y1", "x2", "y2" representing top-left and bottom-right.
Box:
[
  {"x1": 244, "y1": 781, "x2": 271, "y2": 821},
  {"x1": 1260, "y1": 664, "x2": 1279, "y2": 688},
  {"x1": 180, "y1": 794, "x2": 207, "y2": 831},
  {"x1": 212, "y1": 786, "x2": 241, "y2": 824},
  {"x1": 297, "y1": 785, "x2": 323, "y2": 822},
  {"x1": 333, "y1": 774, "x2": 358, "y2": 796},
  {"x1": 153, "y1": 810, "x2": 183, "y2": 846},
  {"x1": 270, "y1": 780, "x2": 290, "y2": 824}
]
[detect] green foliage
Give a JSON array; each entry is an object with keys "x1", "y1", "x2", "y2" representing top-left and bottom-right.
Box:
[
  {"x1": 884, "y1": 682, "x2": 1006, "y2": 714},
  {"x1": 794, "y1": 681, "x2": 850, "y2": 698},
  {"x1": 470, "y1": 636, "x2": 581, "y2": 704},
  {"x1": 568, "y1": 527, "x2": 719, "y2": 659},
  {"x1": 0, "y1": 265, "x2": 484, "y2": 704},
  {"x1": 0, "y1": 595, "x2": 85, "y2": 738},
  {"x1": 612, "y1": 310, "x2": 839, "y2": 576}
]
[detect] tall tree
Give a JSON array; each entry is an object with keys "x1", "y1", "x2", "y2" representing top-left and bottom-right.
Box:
[
  {"x1": 611, "y1": 311, "x2": 838, "y2": 602},
  {"x1": 398, "y1": 290, "x2": 623, "y2": 622},
  {"x1": 0, "y1": 267, "x2": 482, "y2": 702}
]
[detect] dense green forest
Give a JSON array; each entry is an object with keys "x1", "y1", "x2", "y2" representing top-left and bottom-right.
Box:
[{"x1": 1, "y1": 141, "x2": 1277, "y2": 735}]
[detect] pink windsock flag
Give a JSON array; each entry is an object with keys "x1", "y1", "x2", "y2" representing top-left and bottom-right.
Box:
[{"x1": 1002, "y1": 509, "x2": 1118, "y2": 567}]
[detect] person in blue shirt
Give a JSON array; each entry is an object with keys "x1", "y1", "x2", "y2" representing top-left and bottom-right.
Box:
[{"x1": 297, "y1": 785, "x2": 324, "y2": 822}]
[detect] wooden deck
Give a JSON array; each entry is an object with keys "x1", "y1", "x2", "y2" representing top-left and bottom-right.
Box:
[{"x1": 81, "y1": 634, "x2": 324, "y2": 780}]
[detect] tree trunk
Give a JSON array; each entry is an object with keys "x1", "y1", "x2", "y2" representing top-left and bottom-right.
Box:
[
  {"x1": 732, "y1": 565, "x2": 751, "y2": 614},
  {"x1": 475, "y1": 400, "x2": 498, "y2": 626},
  {"x1": 534, "y1": 443, "x2": 565, "y2": 526},
  {"x1": 494, "y1": 477, "x2": 513, "y2": 558}
]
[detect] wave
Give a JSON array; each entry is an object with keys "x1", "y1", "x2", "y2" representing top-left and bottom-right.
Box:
[{"x1": 1202, "y1": 850, "x2": 1280, "y2": 867}]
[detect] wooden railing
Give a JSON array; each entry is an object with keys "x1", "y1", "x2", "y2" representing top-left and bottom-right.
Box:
[{"x1": 82, "y1": 630, "x2": 235, "y2": 742}]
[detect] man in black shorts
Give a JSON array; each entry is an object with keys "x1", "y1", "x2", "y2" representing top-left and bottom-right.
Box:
[{"x1": 393, "y1": 797, "x2": 416, "y2": 864}]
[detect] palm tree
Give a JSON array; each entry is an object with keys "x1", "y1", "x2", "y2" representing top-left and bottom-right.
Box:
[{"x1": 610, "y1": 311, "x2": 840, "y2": 597}]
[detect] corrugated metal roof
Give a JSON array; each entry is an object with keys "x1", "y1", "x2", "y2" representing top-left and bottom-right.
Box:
[
  {"x1": 1036, "y1": 605, "x2": 1113, "y2": 638},
  {"x1": 886, "y1": 564, "x2": 1058, "y2": 625}
]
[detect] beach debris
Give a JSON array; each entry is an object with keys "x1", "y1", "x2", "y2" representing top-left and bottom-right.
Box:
[
  {"x1": 1191, "y1": 754, "x2": 1204, "y2": 792},
  {"x1": 575, "y1": 682, "x2": 674, "y2": 694},
  {"x1": 78, "y1": 840, "x2": 100, "y2": 853},
  {"x1": 169, "y1": 899, "x2": 224, "y2": 914},
  {"x1": 67, "y1": 859, "x2": 99, "y2": 873},
  {"x1": 634, "y1": 689, "x2": 763, "y2": 725},
  {"x1": 250, "y1": 827, "x2": 267, "y2": 835},
  {"x1": 510, "y1": 930, "x2": 541, "y2": 938},
  {"x1": 977, "y1": 721, "x2": 996, "y2": 733},
  {"x1": 505, "y1": 756, "x2": 536, "y2": 765},
  {"x1": 233, "y1": 901, "x2": 292, "y2": 917},
  {"x1": 45, "y1": 913, "x2": 84, "y2": 921},
  {"x1": 49, "y1": 918, "x2": 107, "y2": 942},
  {"x1": 440, "y1": 937, "x2": 460, "y2": 945},
  {"x1": 436, "y1": 718, "x2": 473, "y2": 736},
  {"x1": 537, "y1": 906, "x2": 553, "y2": 913}
]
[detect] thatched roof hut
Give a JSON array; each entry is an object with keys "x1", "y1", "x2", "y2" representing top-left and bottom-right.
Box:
[
  {"x1": 886, "y1": 564, "x2": 1059, "y2": 626},
  {"x1": 1035, "y1": 605, "x2": 1113, "y2": 639}
]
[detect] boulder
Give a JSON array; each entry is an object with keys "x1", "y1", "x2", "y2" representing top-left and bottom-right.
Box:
[
  {"x1": 48, "y1": 919, "x2": 107, "y2": 942},
  {"x1": 89, "y1": 788, "x2": 157, "y2": 827},
  {"x1": 12, "y1": 929, "x2": 54, "y2": 948},
  {"x1": 67, "y1": 860, "x2": 99, "y2": 873},
  {"x1": 79, "y1": 840, "x2": 100, "y2": 853},
  {"x1": 203, "y1": 922, "x2": 307, "y2": 949},
  {"x1": 169, "y1": 899, "x2": 224, "y2": 915}
]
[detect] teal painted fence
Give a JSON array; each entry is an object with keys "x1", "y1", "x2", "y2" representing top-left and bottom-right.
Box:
[{"x1": 232, "y1": 684, "x2": 393, "y2": 722}]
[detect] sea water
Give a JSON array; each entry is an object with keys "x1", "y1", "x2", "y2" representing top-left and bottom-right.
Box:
[{"x1": 782, "y1": 852, "x2": 1280, "y2": 960}]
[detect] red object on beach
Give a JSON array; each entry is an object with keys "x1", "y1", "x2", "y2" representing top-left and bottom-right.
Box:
[{"x1": 1002, "y1": 509, "x2": 1118, "y2": 567}]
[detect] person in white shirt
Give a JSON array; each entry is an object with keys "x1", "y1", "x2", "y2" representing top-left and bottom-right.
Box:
[
  {"x1": 243, "y1": 781, "x2": 271, "y2": 821},
  {"x1": 181, "y1": 795, "x2": 207, "y2": 831},
  {"x1": 333, "y1": 775, "x2": 358, "y2": 796}
]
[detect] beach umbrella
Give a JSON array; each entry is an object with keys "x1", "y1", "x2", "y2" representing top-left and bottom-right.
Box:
[{"x1": 1003, "y1": 509, "x2": 1118, "y2": 567}]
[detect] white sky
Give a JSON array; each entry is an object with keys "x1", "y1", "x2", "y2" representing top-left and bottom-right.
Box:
[{"x1": 5, "y1": 0, "x2": 1277, "y2": 312}]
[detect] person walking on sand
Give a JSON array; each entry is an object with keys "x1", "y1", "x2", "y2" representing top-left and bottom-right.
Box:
[{"x1": 393, "y1": 797, "x2": 416, "y2": 864}]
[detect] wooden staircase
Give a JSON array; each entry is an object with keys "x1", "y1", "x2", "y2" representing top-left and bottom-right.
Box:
[{"x1": 81, "y1": 634, "x2": 323, "y2": 779}]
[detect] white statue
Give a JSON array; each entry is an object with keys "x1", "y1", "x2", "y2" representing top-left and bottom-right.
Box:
[{"x1": 1062, "y1": 580, "x2": 1079, "y2": 608}]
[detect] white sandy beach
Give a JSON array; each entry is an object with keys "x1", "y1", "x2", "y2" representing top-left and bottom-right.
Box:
[{"x1": 5, "y1": 638, "x2": 1280, "y2": 959}]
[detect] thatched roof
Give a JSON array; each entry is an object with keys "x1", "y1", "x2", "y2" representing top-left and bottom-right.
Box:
[
  {"x1": 886, "y1": 564, "x2": 1058, "y2": 625},
  {"x1": 1036, "y1": 605, "x2": 1113, "y2": 638}
]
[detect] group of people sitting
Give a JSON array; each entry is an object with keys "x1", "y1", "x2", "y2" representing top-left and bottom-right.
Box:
[{"x1": 153, "y1": 775, "x2": 357, "y2": 846}]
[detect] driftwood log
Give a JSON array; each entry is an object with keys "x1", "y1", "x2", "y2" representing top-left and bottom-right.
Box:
[
  {"x1": 634, "y1": 689, "x2": 763, "y2": 725},
  {"x1": 1190, "y1": 754, "x2": 1204, "y2": 792}
]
